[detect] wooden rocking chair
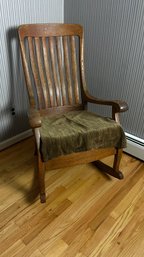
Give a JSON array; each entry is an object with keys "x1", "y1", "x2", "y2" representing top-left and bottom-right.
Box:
[{"x1": 18, "y1": 24, "x2": 128, "y2": 203}]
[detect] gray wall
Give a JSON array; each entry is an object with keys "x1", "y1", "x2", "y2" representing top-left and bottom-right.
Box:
[
  {"x1": 1, "y1": 0, "x2": 144, "y2": 143},
  {"x1": 0, "y1": 0, "x2": 64, "y2": 142},
  {"x1": 65, "y1": 0, "x2": 144, "y2": 139}
]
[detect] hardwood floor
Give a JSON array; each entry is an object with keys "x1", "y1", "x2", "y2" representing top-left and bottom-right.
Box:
[{"x1": 0, "y1": 137, "x2": 144, "y2": 257}]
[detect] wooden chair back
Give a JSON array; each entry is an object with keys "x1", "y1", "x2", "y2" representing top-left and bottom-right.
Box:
[{"x1": 18, "y1": 24, "x2": 86, "y2": 112}]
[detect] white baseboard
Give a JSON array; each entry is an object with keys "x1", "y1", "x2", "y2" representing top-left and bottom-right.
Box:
[
  {"x1": 0, "y1": 129, "x2": 33, "y2": 151},
  {"x1": 124, "y1": 132, "x2": 144, "y2": 161}
]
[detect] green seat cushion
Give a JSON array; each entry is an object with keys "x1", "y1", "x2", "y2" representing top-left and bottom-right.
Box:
[{"x1": 40, "y1": 110, "x2": 126, "y2": 161}]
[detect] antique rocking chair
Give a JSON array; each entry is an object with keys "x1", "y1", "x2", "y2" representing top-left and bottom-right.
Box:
[{"x1": 18, "y1": 24, "x2": 128, "y2": 203}]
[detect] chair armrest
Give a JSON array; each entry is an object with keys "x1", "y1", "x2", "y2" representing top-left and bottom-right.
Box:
[
  {"x1": 28, "y1": 108, "x2": 42, "y2": 128},
  {"x1": 85, "y1": 92, "x2": 128, "y2": 113}
]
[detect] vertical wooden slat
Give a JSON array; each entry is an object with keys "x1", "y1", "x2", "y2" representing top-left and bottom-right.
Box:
[
  {"x1": 49, "y1": 37, "x2": 61, "y2": 106},
  {"x1": 70, "y1": 36, "x2": 80, "y2": 104},
  {"x1": 63, "y1": 36, "x2": 73, "y2": 105},
  {"x1": 79, "y1": 36, "x2": 87, "y2": 102},
  {"x1": 42, "y1": 37, "x2": 55, "y2": 107},
  {"x1": 56, "y1": 37, "x2": 67, "y2": 105},
  {"x1": 28, "y1": 37, "x2": 43, "y2": 109},
  {"x1": 20, "y1": 40, "x2": 35, "y2": 108},
  {"x1": 35, "y1": 37, "x2": 49, "y2": 108}
]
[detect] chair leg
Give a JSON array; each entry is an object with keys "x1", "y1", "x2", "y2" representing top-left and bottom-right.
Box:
[
  {"x1": 37, "y1": 154, "x2": 46, "y2": 203},
  {"x1": 112, "y1": 148, "x2": 124, "y2": 179},
  {"x1": 113, "y1": 149, "x2": 123, "y2": 176},
  {"x1": 93, "y1": 149, "x2": 124, "y2": 179}
]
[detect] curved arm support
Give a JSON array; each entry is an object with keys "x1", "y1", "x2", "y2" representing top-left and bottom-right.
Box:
[
  {"x1": 28, "y1": 108, "x2": 42, "y2": 128},
  {"x1": 84, "y1": 92, "x2": 128, "y2": 113}
]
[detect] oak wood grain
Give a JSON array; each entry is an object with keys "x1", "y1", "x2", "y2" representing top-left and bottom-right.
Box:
[
  {"x1": 28, "y1": 37, "x2": 43, "y2": 109},
  {"x1": 42, "y1": 37, "x2": 54, "y2": 107},
  {"x1": 63, "y1": 36, "x2": 73, "y2": 104},
  {"x1": 56, "y1": 37, "x2": 67, "y2": 105},
  {"x1": 0, "y1": 138, "x2": 143, "y2": 257},
  {"x1": 70, "y1": 36, "x2": 80, "y2": 104}
]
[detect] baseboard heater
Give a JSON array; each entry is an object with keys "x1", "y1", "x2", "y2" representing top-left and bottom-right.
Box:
[
  {"x1": 124, "y1": 132, "x2": 144, "y2": 161},
  {"x1": 0, "y1": 130, "x2": 144, "y2": 161}
]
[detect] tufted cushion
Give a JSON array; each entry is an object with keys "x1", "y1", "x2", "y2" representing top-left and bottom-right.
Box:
[{"x1": 40, "y1": 110, "x2": 126, "y2": 161}]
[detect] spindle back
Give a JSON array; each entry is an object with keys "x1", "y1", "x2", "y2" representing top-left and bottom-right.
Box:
[{"x1": 18, "y1": 24, "x2": 86, "y2": 111}]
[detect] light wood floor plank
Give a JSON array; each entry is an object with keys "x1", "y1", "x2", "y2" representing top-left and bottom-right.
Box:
[
  {"x1": 0, "y1": 239, "x2": 25, "y2": 257},
  {"x1": 0, "y1": 137, "x2": 143, "y2": 257},
  {"x1": 41, "y1": 239, "x2": 68, "y2": 257}
]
